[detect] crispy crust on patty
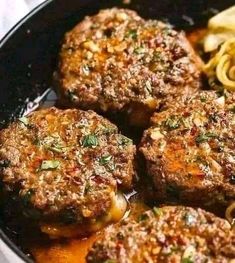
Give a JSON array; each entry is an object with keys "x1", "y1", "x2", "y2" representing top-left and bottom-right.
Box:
[
  {"x1": 87, "y1": 206, "x2": 235, "y2": 262},
  {"x1": 0, "y1": 108, "x2": 136, "y2": 224},
  {"x1": 139, "y1": 91, "x2": 235, "y2": 210},
  {"x1": 57, "y1": 8, "x2": 202, "y2": 116}
]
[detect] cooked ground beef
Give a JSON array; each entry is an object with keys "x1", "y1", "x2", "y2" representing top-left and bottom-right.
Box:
[
  {"x1": 57, "y1": 8, "x2": 202, "y2": 126},
  {"x1": 87, "y1": 206, "x2": 235, "y2": 262},
  {"x1": 0, "y1": 108, "x2": 136, "y2": 237},
  {"x1": 139, "y1": 91, "x2": 235, "y2": 211}
]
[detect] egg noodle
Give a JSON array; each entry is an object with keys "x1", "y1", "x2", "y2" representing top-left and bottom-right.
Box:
[
  {"x1": 204, "y1": 37, "x2": 235, "y2": 91},
  {"x1": 203, "y1": 6, "x2": 235, "y2": 227}
]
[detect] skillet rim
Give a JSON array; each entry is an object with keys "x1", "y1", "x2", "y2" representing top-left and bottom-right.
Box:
[
  {"x1": 0, "y1": 2, "x2": 52, "y2": 262},
  {"x1": 0, "y1": 0, "x2": 234, "y2": 262}
]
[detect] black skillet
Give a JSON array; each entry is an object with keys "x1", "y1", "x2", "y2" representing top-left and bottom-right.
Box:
[{"x1": 0, "y1": 0, "x2": 234, "y2": 262}]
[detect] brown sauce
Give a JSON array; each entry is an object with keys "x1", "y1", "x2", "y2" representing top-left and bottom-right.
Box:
[
  {"x1": 31, "y1": 202, "x2": 148, "y2": 263},
  {"x1": 31, "y1": 235, "x2": 98, "y2": 263}
]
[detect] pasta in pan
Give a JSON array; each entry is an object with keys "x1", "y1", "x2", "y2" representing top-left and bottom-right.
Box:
[
  {"x1": 204, "y1": 37, "x2": 235, "y2": 91},
  {"x1": 203, "y1": 5, "x2": 235, "y2": 52}
]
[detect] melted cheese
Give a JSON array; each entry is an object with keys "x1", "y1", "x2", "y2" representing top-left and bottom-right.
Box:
[
  {"x1": 32, "y1": 201, "x2": 148, "y2": 263},
  {"x1": 40, "y1": 192, "x2": 127, "y2": 239}
]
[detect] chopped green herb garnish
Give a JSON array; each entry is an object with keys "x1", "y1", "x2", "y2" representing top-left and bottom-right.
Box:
[
  {"x1": 181, "y1": 257, "x2": 193, "y2": 263},
  {"x1": 104, "y1": 260, "x2": 117, "y2": 263},
  {"x1": 162, "y1": 245, "x2": 180, "y2": 256},
  {"x1": 81, "y1": 134, "x2": 98, "y2": 147},
  {"x1": 99, "y1": 154, "x2": 116, "y2": 171},
  {"x1": 138, "y1": 213, "x2": 149, "y2": 222},
  {"x1": 194, "y1": 155, "x2": 208, "y2": 165},
  {"x1": 39, "y1": 136, "x2": 68, "y2": 153},
  {"x1": 165, "y1": 116, "x2": 181, "y2": 130},
  {"x1": 90, "y1": 23, "x2": 99, "y2": 29},
  {"x1": 195, "y1": 132, "x2": 217, "y2": 144},
  {"x1": 118, "y1": 135, "x2": 132, "y2": 146},
  {"x1": 94, "y1": 126, "x2": 117, "y2": 136},
  {"x1": 84, "y1": 183, "x2": 91, "y2": 194},
  {"x1": 162, "y1": 26, "x2": 172, "y2": 35},
  {"x1": 134, "y1": 47, "x2": 145, "y2": 54},
  {"x1": 99, "y1": 155, "x2": 113, "y2": 165},
  {"x1": 126, "y1": 29, "x2": 137, "y2": 39},
  {"x1": 39, "y1": 160, "x2": 60, "y2": 171},
  {"x1": 102, "y1": 127, "x2": 117, "y2": 135},
  {"x1": 19, "y1": 117, "x2": 29, "y2": 126},
  {"x1": 200, "y1": 96, "x2": 207, "y2": 102},
  {"x1": 153, "y1": 207, "x2": 162, "y2": 216},
  {"x1": 107, "y1": 162, "x2": 116, "y2": 172},
  {"x1": 33, "y1": 138, "x2": 41, "y2": 146},
  {"x1": 153, "y1": 51, "x2": 164, "y2": 62},
  {"x1": 47, "y1": 146, "x2": 64, "y2": 153},
  {"x1": 47, "y1": 145, "x2": 68, "y2": 153}
]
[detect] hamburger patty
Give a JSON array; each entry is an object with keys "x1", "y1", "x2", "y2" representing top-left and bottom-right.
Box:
[
  {"x1": 87, "y1": 206, "x2": 235, "y2": 262},
  {"x1": 0, "y1": 108, "x2": 136, "y2": 237},
  {"x1": 139, "y1": 91, "x2": 235, "y2": 211},
  {"x1": 57, "y1": 8, "x2": 202, "y2": 126}
]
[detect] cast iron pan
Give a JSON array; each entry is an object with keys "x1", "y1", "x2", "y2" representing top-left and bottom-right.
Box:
[{"x1": 0, "y1": 0, "x2": 234, "y2": 262}]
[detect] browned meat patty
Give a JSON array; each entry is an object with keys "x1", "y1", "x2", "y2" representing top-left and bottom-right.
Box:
[
  {"x1": 139, "y1": 91, "x2": 235, "y2": 211},
  {"x1": 57, "y1": 8, "x2": 202, "y2": 126},
  {"x1": 0, "y1": 108, "x2": 136, "y2": 238},
  {"x1": 87, "y1": 206, "x2": 235, "y2": 262}
]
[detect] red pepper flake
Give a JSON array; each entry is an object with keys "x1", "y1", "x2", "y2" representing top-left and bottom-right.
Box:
[
  {"x1": 195, "y1": 172, "x2": 206, "y2": 179},
  {"x1": 190, "y1": 126, "x2": 197, "y2": 136}
]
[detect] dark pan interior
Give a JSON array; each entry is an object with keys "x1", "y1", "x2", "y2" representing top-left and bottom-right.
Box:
[{"x1": 0, "y1": 0, "x2": 234, "y2": 262}]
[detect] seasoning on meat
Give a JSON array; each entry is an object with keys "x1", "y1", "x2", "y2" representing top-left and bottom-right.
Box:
[
  {"x1": 139, "y1": 91, "x2": 235, "y2": 212},
  {"x1": 0, "y1": 107, "x2": 136, "y2": 238},
  {"x1": 87, "y1": 206, "x2": 235, "y2": 262},
  {"x1": 57, "y1": 8, "x2": 202, "y2": 126}
]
